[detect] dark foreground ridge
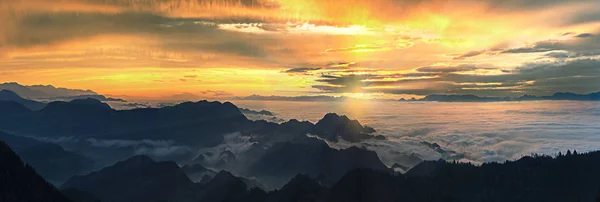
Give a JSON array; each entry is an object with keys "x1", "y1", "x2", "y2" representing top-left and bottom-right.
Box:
[
  {"x1": 57, "y1": 151, "x2": 600, "y2": 202},
  {"x1": 323, "y1": 151, "x2": 600, "y2": 202},
  {"x1": 0, "y1": 139, "x2": 71, "y2": 202}
]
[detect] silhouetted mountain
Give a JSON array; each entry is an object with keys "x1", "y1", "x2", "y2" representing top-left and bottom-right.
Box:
[
  {"x1": 311, "y1": 113, "x2": 379, "y2": 142},
  {"x1": 0, "y1": 131, "x2": 44, "y2": 152},
  {"x1": 416, "y1": 92, "x2": 600, "y2": 102},
  {"x1": 181, "y1": 163, "x2": 218, "y2": 183},
  {"x1": 18, "y1": 144, "x2": 94, "y2": 184},
  {"x1": 266, "y1": 151, "x2": 600, "y2": 202},
  {"x1": 0, "y1": 90, "x2": 46, "y2": 110},
  {"x1": 0, "y1": 99, "x2": 248, "y2": 147},
  {"x1": 395, "y1": 153, "x2": 425, "y2": 168},
  {"x1": 60, "y1": 189, "x2": 98, "y2": 202},
  {"x1": 0, "y1": 100, "x2": 382, "y2": 150},
  {"x1": 421, "y1": 141, "x2": 465, "y2": 160},
  {"x1": 62, "y1": 155, "x2": 197, "y2": 202},
  {"x1": 0, "y1": 139, "x2": 71, "y2": 202},
  {"x1": 233, "y1": 94, "x2": 349, "y2": 102},
  {"x1": 198, "y1": 170, "x2": 267, "y2": 202},
  {"x1": 391, "y1": 163, "x2": 409, "y2": 172},
  {"x1": 520, "y1": 92, "x2": 600, "y2": 101},
  {"x1": 246, "y1": 139, "x2": 389, "y2": 188},
  {"x1": 265, "y1": 174, "x2": 328, "y2": 202},
  {"x1": 193, "y1": 150, "x2": 240, "y2": 168},
  {"x1": 60, "y1": 155, "x2": 270, "y2": 202},
  {"x1": 0, "y1": 82, "x2": 97, "y2": 99},
  {"x1": 420, "y1": 94, "x2": 511, "y2": 102},
  {"x1": 0, "y1": 101, "x2": 31, "y2": 114},
  {"x1": 240, "y1": 108, "x2": 275, "y2": 116},
  {"x1": 47, "y1": 94, "x2": 126, "y2": 102},
  {"x1": 0, "y1": 131, "x2": 94, "y2": 184},
  {"x1": 329, "y1": 168, "x2": 398, "y2": 202},
  {"x1": 241, "y1": 119, "x2": 315, "y2": 144}
]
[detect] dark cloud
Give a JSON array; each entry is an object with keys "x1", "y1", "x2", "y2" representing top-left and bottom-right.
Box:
[
  {"x1": 9, "y1": 12, "x2": 167, "y2": 47},
  {"x1": 484, "y1": 0, "x2": 599, "y2": 11},
  {"x1": 501, "y1": 46, "x2": 555, "y2": 54},
  {"x1": 325, "y1": 45, "x2": 386, "y2": 53},
  {"x1": 281, "y1": 62, "x2": 358, "y2": 74},
  {"x1": 315, "y1": 74, "x2": 370, "y2": 87},
  {"x1": 561, "y1": 32, "x2": 576, "y2": 36},
  {"x1": 199, "y1": 90, "x2": 233, "y2": 97},
  {"x1": 79, "y1": 0, "x2": 278, "y2": 10},
  {"x1": 563, "y1": 11, "x2": 600, "y2": 26},
  {"x1": 312, "y1": 59, "x2": 600, "y2": 97},
  {"x1": 452, "y1": 50, "x2": 486, "y2": 60},
  {"x1": 543, "y1": 52, "x2": 570, "y2": 59},
  {"x1": 417, "y1": 65, "x2": 479, "y2": 73},
  {"x1": 364, "y1": 78, "x2": 440, "y2": 87},
  {"x1": 575, "y1": 33, "x2": 594, "y2": 38},
  {"x1": 454, "y1": 31, "x2": 600, "y2": 59},
  {"x1": 283, "y1": 67, "x2": 322, "y2": 73},
  {"x1": 6, "y1": 12, "x2": 270, "y2": 58}
]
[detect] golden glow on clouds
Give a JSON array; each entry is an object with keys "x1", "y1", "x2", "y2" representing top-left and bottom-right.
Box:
[{"x1": 1, "y1": 0, "x2": 600, "y2": 99}]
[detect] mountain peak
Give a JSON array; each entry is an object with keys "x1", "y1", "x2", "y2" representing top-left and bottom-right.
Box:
[
  {"x1": 284, "y1": 174, "x2": 320, "y2": 189},
  {"x1": 0, "y1": 89, "x2": 23, "y2": 100},
  {"x1": 0, "y1": 90, "x2": 46, "y2": 110},
  {"x1": 42, "y1": 98, "x2": 112, "y2": 112},
  {"x1": 210, "y1": 170, "x2": 238, "y2": 184},
  {"x1": 119, "y1": 155, "x2": 156, "y2": 166},
  {"x1": 69, "y1": 98, "x2": 112, "y2": 109},
  {"x1": 165, "y1": 100, "x2": 247, "y2": 120},
  {"x1": 61, "y1": 155, "x2": 194, "y2": 202},
  {"x1": 312, "y1": 113, "x2": 376, "y2": 143}
]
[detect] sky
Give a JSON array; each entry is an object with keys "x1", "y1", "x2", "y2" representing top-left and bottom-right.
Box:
[{"x1": 1, "y1": 0, "x2": 600, "y2": 100}]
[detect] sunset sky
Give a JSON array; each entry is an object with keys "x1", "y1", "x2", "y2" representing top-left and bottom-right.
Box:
[{"x1": 1, "y1": 0, "x2": 600, "y2": 100}]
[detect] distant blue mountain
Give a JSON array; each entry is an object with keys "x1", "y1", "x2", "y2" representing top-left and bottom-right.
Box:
[
  {"x1": 0, "y1": 82, "x2": 97, "y2": 99},
  {"x1": 233, "y1": 94, "x2": 350, "y2": 102},
  {"x1": 0, "y1": 90, "x2": 46, "y2": 110},
  {"x1": 418, "y1": 94, "x2": 512, "y2": 102},
  {"x1": 0, "y1": 82, "x2": 126, "y2": 102},
  {"x1": 405, "y1": 91, "x2": 600, "y2": 102},
  {"x1": 520, "y1": 92, "x2": 600, "y2": 101},
  {"x1": 0, "y1": 131, "x2": 94, "y2": 184}
]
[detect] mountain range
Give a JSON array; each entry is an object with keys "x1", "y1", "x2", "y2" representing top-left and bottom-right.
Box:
[
  {"x1": 60, "y1": 150, "x2": 600, "y2": 202},
  {"x1": 2, "y1": 87, "x2": 600, "y2": 202},
  {"x1": 0, "y1": 91, "x2": 395, "y2": 190},
  {"x1": 0, "y1": 82, "x2": 96, "y2": 99},
  {"x1": 406, "y1": 92, "x2": 600, "y2": 102},
  {"x1": 0, "y1": 90, "x2": 383, "y2": 146},
  {"x1": 0, "y1": 90, "x2": 46, "y2": 110},
  {"x1": 0, "y1": 82, "x2": 125, "y2": 102}
]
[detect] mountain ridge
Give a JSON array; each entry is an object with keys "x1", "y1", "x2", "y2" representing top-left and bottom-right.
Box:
[
  {"x1": 0, "y1": 139, "x2": 72, "y2": 202},
  {"x1": 405, "y1": 91, "x2": 600, "y2": 102}
]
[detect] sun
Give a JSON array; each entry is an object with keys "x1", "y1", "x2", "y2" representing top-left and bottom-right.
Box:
[{"x1": 347, "y1": 93, "x2": 367, "y2": 99}]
